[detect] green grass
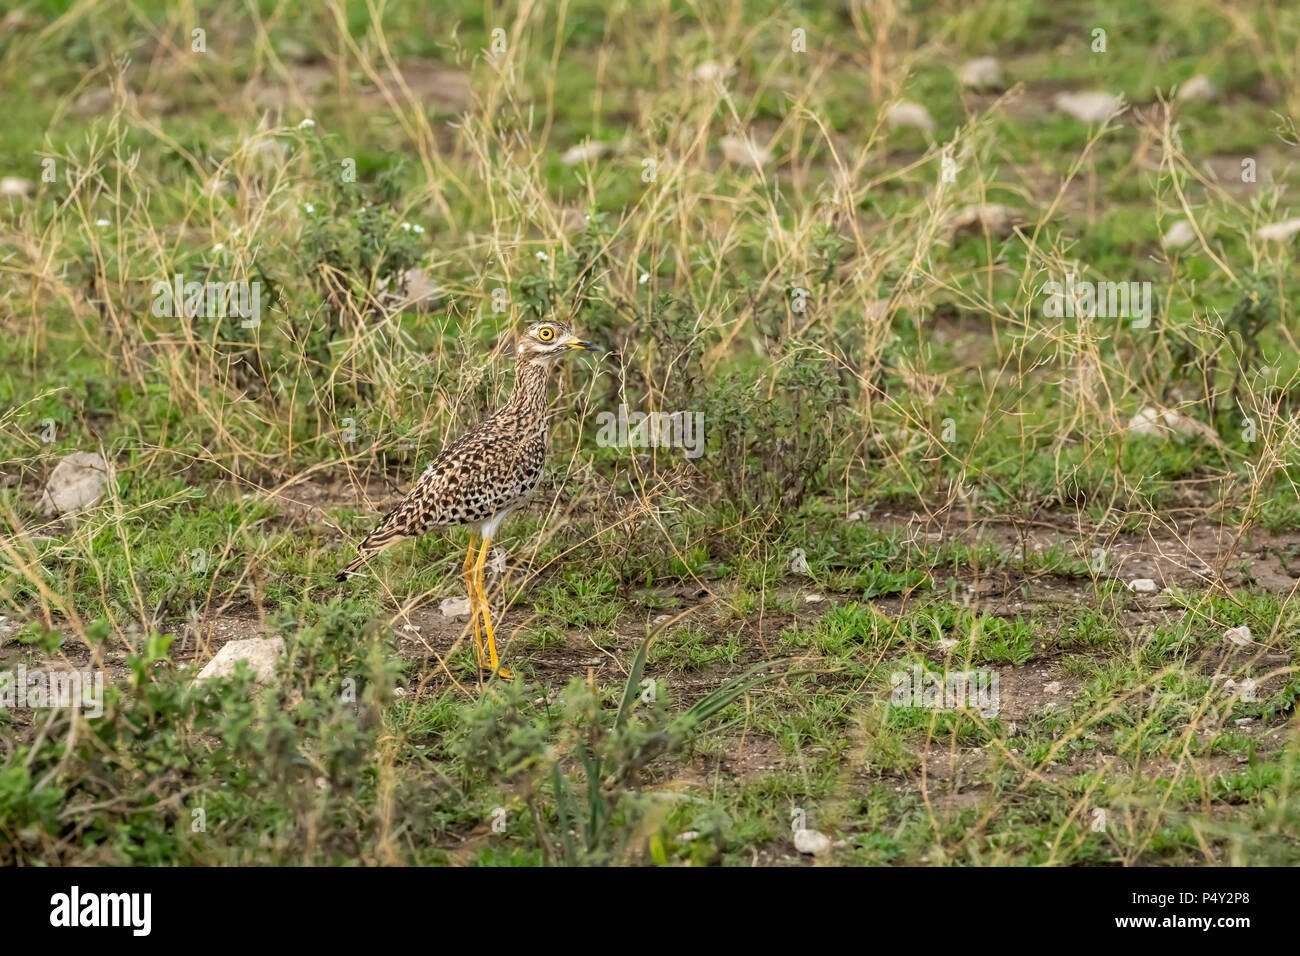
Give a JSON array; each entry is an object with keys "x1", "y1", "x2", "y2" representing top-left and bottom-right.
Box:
[{"x1": 1, "y1": 0, "x2": 1299, "y2": 866}]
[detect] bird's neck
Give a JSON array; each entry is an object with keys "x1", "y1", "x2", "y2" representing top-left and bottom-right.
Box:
[{"x1": 506, "y1": 358, "x2": 553, "y2": 419}]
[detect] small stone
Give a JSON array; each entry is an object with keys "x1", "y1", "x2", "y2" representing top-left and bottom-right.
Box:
[
  {"x1": 847, "y1": 510, "x2": 866, "y2": 522},
  {"x1": 195, "y1": 637, "x2": 285, "y2": 683},
  {"x1": 279, "y1": 39, "x2": 311, "y2": 62},
  {"x1": 39, "y1": 451, "x2": 109, "y2": 515},
  {"x1": 886, "y1": 101, "x2": 936, "y2": 136},
  {"x1": 865, "y1": 300, "x2": 893, "y2": 324},
  {"x1": 676, "y1": 831, "x2": 701, "y2": 841},
  {"x1": 1128, "y1": 406, "x2": 1170, "y2": 436},
  {"x1": 804, "y1": 594, "x2": 825, "y2": 604},
  {"x1": 1161, "y1": 220, "x2": 1197, "y2": 249},
  {"x1": 720, "y1": 135, "x2": 772, "y2": 169},
  {"x1": 0, "y1": 177, "x2": 34, "y2": 199},
  {"x1": 402, "y1": 267, "x2": 440, "y2": 302},
  {"x1": 561, "y1": 140, "x2": 609, "y2": 165},
  {"x1": 948, "y1": 204, "x2": 1020, "y2": 238},
  {"x1": 1177, "y1": 75, "x2": 1216, "y2": 103},
  {"x1": 1126, "y1": 407, "x2": 1221, "y2": 446},
  {"x1": 938, "y1": 638, "x2": 958, "y2": 651},
  {"x1": 1257, "y1": 218, "x2": 1300, "y2": 243},
  {"x1": 1223, "y1": 625, "x2": 1253, "y2": 646},
  {"x1": 1128, "y1": 578, "x2": 1158, "y2": 594},
  {"x1": 1044, "y1": 681, "x2": 1062, "y2": 694},
  {"x1": 1054, "y1": 91, "x2": 1122, "y2": 124},
  {"x1": 793, "y1": 829, "x2": 831, "y2": 855},
  {"x1": 958, "y1": 57, "x2": 1002, "y2": 90},
  {"x1": 1233, "y1": 717, "x2": 1254, "y2": 727},
  {"x1": 440, "y1": 596, "x2": 472, "y2": 617},
  {"x1": 2, "y1": 10, "x2": 35, "y2": 30},
  {"x1": 692, "y1": 62, "x2": 735, "y2": 84}
]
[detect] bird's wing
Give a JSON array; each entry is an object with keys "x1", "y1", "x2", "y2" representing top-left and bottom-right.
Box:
[{"x1": 365, "y1": 426, "x2": 543, "y2": 541}]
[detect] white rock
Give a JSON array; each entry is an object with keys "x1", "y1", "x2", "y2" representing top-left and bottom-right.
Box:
[
  {"x1": 1257, "y1": 218, "x2": 1300, "y2": 242},
  {"x1": 793, "y1": 828, "x2": 831, "y2": 855},
  {"x1": 0, "y1": 176, "x2": 34, "y2": 198},
  {"x1": 804, "y1": 594, "x2": 825, "y2": 604},
  {"x1": 1233, "y1": 717, "x2": 1254, "y2": 727},
  {"x1": 1126, "y1": 407, "x2": 1222, "y2": 446},
  {"x1": 948, "y1": 204, "x2": 1020, "y2": 237},
  {"x1": 886, "y1": 101, "x2": 936, "y2": 136},
  {"x1": 959, "y1": 57, "x2": 1002, "y2": 90},
  {"x1": 39, "y1": 451, "x2": 109, "y2": 515},
  {"x1": 691, "y1": 62, "x2": 735, "y2": 84},
  {"x1": 676, "y1": 831, "x2": 701, "y2": 841},
  {"x1": 379, "y1": 268, "x2": 441, "y2": 312},
  {"x1": 561, "y1": 140, "x2": 609, "y2": 165},
  {"x1": 399, "y1": 268, "x2": 440, "y2": 307},
  {"x1": 847, "y1": 510, "x2": 866, "y2": 522},
  {"x1": 720, "y1": 135, "x2": 772, "y2": 169},
  {"x1": 1161, "y1": 220, "x2": 1197, "y2": 249},
  {"x1": 1128, "y1": 407, "x2": 1167, "y2": 436},
  {"x1": 1054, "y1": 91, "x2": 1122, "y2": 124},
  {"x1": 1177, "y1": 75, "x2": 1216, "y2": 102},
  {"x1": 1223, "y1": 625, "x2": 1253, "y2": 646},
  {"x1": 865, "y1": 300, "x2": 892, "y2": 322},
  {"x1": 440, "y1": 596, "x2": 472, "y2": 617},
  {"x1": 195, "y1": 637, "x2": 284, "y2": 683},
  {"x1": 1127, "y1": 578, "x2": 1157, "y2": 594},
  {"x1": 938, "y1": 638, "x2": 958, "y2": 651},
  {"x1": 2, "y1": 10, "x2": 34, "y2": 31},
  {"x1": 1044, "y1": 681, "x2": 1062, "y2": 694}
]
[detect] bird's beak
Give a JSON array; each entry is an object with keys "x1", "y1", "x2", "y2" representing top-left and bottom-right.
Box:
[{"x1": 563, "y1": 336, "x2": 601, "y2": 351}]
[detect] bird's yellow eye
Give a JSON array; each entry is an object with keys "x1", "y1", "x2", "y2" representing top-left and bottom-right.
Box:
[{"x1": 537, "y1": 327, "x2": 555, "y2": 341}]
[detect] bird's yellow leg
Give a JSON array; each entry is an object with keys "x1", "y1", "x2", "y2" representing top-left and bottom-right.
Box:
[
  {"x1": 462, "y1": 534, "x2": 486, "y2": 670},
  {"x1": 475, "y1": 536, "x2": 513, "y2": 679}
]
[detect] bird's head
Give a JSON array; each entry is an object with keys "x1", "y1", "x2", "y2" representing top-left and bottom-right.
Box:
[{"x1": 516, "y1": 320, "x2": 601, "y2": 366}]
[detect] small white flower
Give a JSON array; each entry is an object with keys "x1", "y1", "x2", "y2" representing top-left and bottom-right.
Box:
[
  {"x1": 536, "y1": 251, "x2": 549, "y2": 261},
  {"x1": 213, "y1": 242, "x2": 225, "y2": 252},
  {"x1": 413, "y1": 223, "x2": 425, "y2": 233},
  {"x1": 95, "y1": 218, "x2": 110, "y2": 227},
  {"x1": 639, "y1": 272, "x2": 649, "y2": 284},
  {"x1": 303, "y1": 202, "x2": 315, "y2": 213},
  {"x1": 400, "y1": 222, "x2": 412, "y2": 231},
  {"x1": 297, "y1": 118, "x2": 316, "y2": 129}
]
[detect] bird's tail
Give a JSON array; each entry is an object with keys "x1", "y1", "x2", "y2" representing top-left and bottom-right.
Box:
[{"x1": 336, "y1": 527, "x2": 408, "y2": 582}]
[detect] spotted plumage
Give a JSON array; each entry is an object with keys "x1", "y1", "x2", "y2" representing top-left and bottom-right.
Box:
[{"x1": 336, "y1": 320, "x2": 600, "y2": 678}]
